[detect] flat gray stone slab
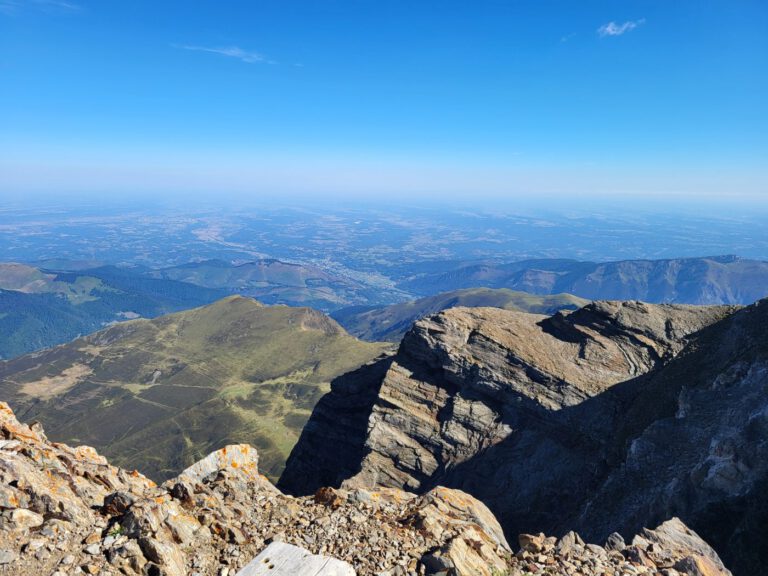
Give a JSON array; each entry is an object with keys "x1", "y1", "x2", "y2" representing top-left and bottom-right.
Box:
[
  {"x1": 235, "y1": 542, "x2": 356, "y2": 576},
  {"x1": 179, "y1": 444, "x2": 259, "y2": 483}
]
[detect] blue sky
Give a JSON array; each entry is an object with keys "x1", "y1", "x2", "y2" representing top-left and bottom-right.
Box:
[{"x1": 0, "y1": 0, "x2": 766, "y2": 201}]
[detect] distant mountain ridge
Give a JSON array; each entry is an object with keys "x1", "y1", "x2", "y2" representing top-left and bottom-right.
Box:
[
  {"x1": 332, "y1": 287, "x2": 588, "y2": 342},
  {"x1": 2, "y1": 254, "x2": 767, "y2": 360},
  {"x1": 0, "y1": 257, "x2": 402, "y2": 359},
  {"x1": 0, "y1": 263, "x2": 227, "y2": 359},
  {"x1": 399, "y1": 255, "x2": 768, "y2": 305}
]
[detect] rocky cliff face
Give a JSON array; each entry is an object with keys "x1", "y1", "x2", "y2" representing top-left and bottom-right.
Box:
[
  {"x1": 0, "y1": 402, "x2": 731, "y2": 576},
  {"x1": 281, "y1": 300, "x2": 765, "y2": 575},
  {"x1": 577, "y1": 298, "x2": 768, "y2": 575}
]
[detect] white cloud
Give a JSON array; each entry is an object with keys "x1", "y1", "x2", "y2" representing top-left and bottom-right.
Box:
[
  {"x1": 36, "y1": 0, "x2": 78, "y2": 7},
  {"x1": 178, "y1": 45, "x2": 273, "y2": 64},
  {"x1": 597, "y1": 18, "x2": 645, "y2": 37},
  {"x1": 0, "y1": 0, "x2": 79, "y2": 12}
]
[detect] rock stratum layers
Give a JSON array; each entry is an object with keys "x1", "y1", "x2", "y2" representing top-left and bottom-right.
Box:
[
  {"x1": 0, "y1": 401, "x2": 731, "y2": 576},
  {"x1": 281, "y1": 300, "x2": 767, "y2": 576}
]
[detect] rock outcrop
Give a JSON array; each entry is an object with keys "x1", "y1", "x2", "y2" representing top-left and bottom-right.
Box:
[
  {"x1": 0, "y1": 401, "x2": 732, "y2": 576},
  {"x1": 0, "y1": 402, "x2": 507, "y2": 575},
  {"x1": 281, "y1": 300, "x2": 765, "y2": 575}
]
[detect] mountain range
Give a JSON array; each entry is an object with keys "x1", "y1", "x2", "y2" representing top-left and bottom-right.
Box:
[
  {"x1": 0, "y1": 263, "x2": 227, "y2": 359},
  {"x1": 0, "y1": 287, "x2": 589, "y2": 485},
  {"x1": 399, "y1": 255, "x2": 768, "y2": 305},
  {"x1": 2, "y1": 255, "x2": 768, "y2": 360},
  {"x1": 0, "y1": 279, "x2": 764, "y2": 573},
  {"x1": 332, "y1": 288, "x2": 587, "y2": 342}
]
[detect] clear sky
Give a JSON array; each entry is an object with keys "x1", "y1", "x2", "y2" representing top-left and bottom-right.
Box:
[{"x1": 1, "y1": 0, "x2": 766, "y2": 202}]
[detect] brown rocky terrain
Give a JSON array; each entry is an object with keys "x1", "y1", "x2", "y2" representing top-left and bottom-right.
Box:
[
  {"x1": 0, "y1": 401, "x2": 731, "y2": 576},
  {"x1": 281, "y1": 300, "x2": 766, "y2": 575}
]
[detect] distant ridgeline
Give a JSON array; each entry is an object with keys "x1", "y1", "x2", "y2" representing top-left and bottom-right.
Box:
[
  {"x1": 396, "y1": 255, "x2": 768, "y2": 305},
  {"x1": 331, "y1": 288, "x2": 589, "y2": 342},
  {"x1": 1, "y1": 255, "x2": 768, "y2": 358},
  {"x1": 0, "y1": 263, "x2": 227, "y2": 359},
  {"x1": 332, "y1": 255, "x2": 768, "y2": 341}
]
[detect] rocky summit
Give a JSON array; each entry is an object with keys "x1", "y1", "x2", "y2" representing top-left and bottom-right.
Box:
[
  {"x1": 0, "y1": 401, "x2": 731, "y2": 576},
  {"x1": 281, "y1": 300, "x2": 767, "y2": 576}
]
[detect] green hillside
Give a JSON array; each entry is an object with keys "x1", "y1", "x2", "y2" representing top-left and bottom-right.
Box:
[
  {"x1": 0, "y1": 262, "x2": 105, "y2": 304},
  {"x1": 333, "y1": 288, "x2": 588, "y2": 342},
  {"x1": 0, "y1": 296, "x2": 390, "y2": 481}
]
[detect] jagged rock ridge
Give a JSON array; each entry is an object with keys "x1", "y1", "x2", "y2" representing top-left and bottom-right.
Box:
[{"x1": 281, "y1": 300, "x2": 766, "y2": 575}]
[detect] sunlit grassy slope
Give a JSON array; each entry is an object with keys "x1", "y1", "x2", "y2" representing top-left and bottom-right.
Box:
[{"x1": 0, "y1": 296, "x2": 390, "y2": 481}]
